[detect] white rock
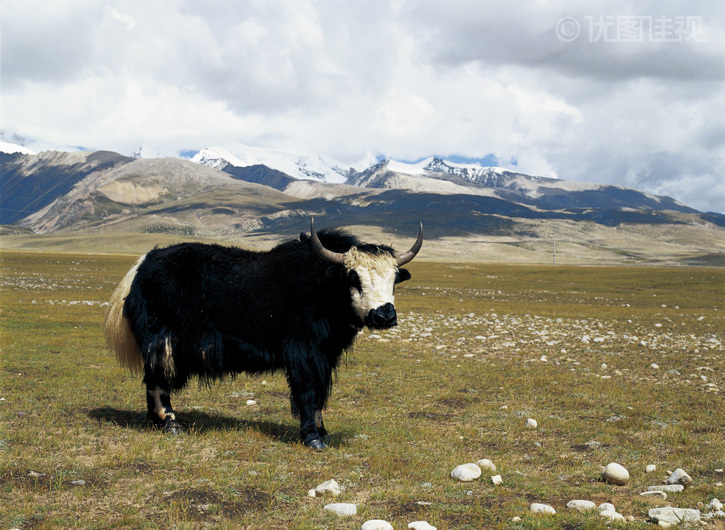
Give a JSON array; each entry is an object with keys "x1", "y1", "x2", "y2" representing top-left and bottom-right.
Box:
[
  {"x1": 667, "y1": 468, "x2": 692, "y2": 486},
  {"x1": 600, "y1": 510, "x2": 625, "y2": 521},
  {"x1": 451, "y1": 463, "x2": 481, "y2": 482},
  {"x1": 362, "y1": 520, "x2": 394, "y2": 530},
  {"x1": 648, "y1": 485, "x2": 684, "y2": 493},
  {"x1": 602, "y1": 462, "x2": 629, "y2": 485},
  {"x1": 525, "y1": 418, "x2": 538, "y2": 429},
  {"x1": 599, "y1": 503, "x2": 616, "y2": 513},
  {"x1": 530, "y1": 503, "x2": 556, "y2": 515},
  {"x1": 408, "y1": 522, "x2": 436, "y2": 530},
  {"x1": 246, "y1": 399, "x2": 257, "y2": 406},
  {"x1": 324, "y1": 503, "x2": 357, "y2": 517},
  {"x1": 307, "y1": 489, "x2": 316, "y2": 498},
  {"x1": 476, "y1": 459, "x2": 497, "y2": 472},
  {"x1": 646, "y1": 464, "x2": 657, "y2": 473},
  {"x1": 648, "y1": 507, "x2": 700, "y2": 525},
  {"x1": 70, "y1": 479, "x2": 86, "y2": 486},
  {"x1": 651, "y1": 363, "x2": 660, "y2": 369},
  {"x1": 316, "y1": 479, "x2": 342, "y2": 496},
  {"x1": 708, "y1": 498, "x2": 723, "y2": 512},
  {"x1": 491, "y1": 474, "x2": 503, "y2": 485},
  {"x1": 641, "y1": 490, "x2": 668, "y2": 499},
  {"x1": 566, "y1": 499, "x2": 597, "y2": 512},
  {"x1": 511, "y1": 516, "x2": 521, "y2": 522}
]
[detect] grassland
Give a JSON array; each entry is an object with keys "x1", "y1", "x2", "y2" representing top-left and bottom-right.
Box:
[{"x1": 0, "y1": 251, "x2": 723, "y2": 529}]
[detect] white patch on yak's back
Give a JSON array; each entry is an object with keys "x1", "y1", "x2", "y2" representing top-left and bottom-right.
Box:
[{"x1": 344, "y1": 248, "x2": 398, "y2": 319}]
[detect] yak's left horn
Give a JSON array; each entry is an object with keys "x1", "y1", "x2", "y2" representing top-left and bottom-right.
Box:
[
  {"x1": 395, "y1": 222, "x2": 423, "y2": 266},
  {"x1": 310, "y1": 217, "x2": 346, "y2": 265}
]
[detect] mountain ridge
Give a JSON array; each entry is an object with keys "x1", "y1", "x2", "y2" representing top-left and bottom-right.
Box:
[{"x1": 1, "y1": 142, "x2": 723, "y2": 266}]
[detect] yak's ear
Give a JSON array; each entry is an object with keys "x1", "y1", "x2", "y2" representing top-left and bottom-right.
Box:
[
  {"x1": 396, "y1": 268, "x2": 412, "y2": 284},
  {"x1": 299, "y1": 232, "x2": 310, "y2": 242}
]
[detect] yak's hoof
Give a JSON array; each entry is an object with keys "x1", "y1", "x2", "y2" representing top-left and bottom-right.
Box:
[
  {"x1": 305, "y1": 438, "x2": 327, "y2": 451},
  {"x1": 162, "y1": 418, "x2": 187, "y2": 435}
]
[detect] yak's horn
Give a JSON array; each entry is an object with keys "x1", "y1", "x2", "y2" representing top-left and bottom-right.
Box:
[
  {"x1": 395, "y1": 222, "x2": 423, "y2": 266},
  {"x1": 310, "y1": 217, "x2": 346, "y2": 265}
]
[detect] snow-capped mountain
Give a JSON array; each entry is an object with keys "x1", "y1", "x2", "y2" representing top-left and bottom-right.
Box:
[
  {"x1": 0, "y1": 141, "x2": 36, "y2": 155},
  {"x1": 192, "y1": 143, "x2": 351, "y2": 184},
  {"x1": 349, "y1": 157, "x2": 696, "y2": 213},
  {"x1": 132, "y1": 146, "x2": 172, "y2": 159}
]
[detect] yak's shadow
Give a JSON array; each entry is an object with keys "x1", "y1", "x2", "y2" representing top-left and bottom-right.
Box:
[{"x1": 87, "y1": 407, "x2": 350, "y2": 447}]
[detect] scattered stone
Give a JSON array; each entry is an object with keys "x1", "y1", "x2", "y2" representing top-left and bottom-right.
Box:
[
  {"x1": 246, "y1": 399, "x2": 257, "y2": 406},
  {"x1": 648, "y1": 485, "x2": 684, "y2": 493},
  {"x1": 648, "y1": 507, "x2": 700, "y2": 525},
  {"x1": 667, "y1": 468, "x2": 692, "y2": 486},
  {"x1": 530, "y1": 503, "x2": 556, "y2": 515},
  {"x1": 476, "y1": 459, "x2": 497, "y2": 472},
  {"x1": 708, "y1": 499, "x2": 723, "y2": 512},
  {"x1": 600, "y1": 510, "x2": 625, "y2": 521},
  {"x1": 511, "y1": 516, "x2": 521, "y2": 522},
  {"x1": 526, "y1": 418, "x2": 538, "y2": 429},
  {"x1": 491, "y1": 474, "x2": 503, "y2": 485},
  {"x1": 646, "y1": 464, "x2": 657, "y2": 473},
  {"x1": 651, "y1": 363, "x2": 660, "y2": 369},
  {"x1": 308, "y1": 489, "x2": 316, "y2": 498},
  {"x1": 408, "y1": 522, "x2": 436, "y2": 530},
  {"x1": 451, "y1": 463, "x2": 481, "y2": 482},
  {"x1": 362, "y1": 520, "x2": 394, "y2": 530},
  {"x1": 324, "y1": 503, "x2": 357, "y2": 517},
  {"x1": 316, "y1": 479, "x2": 342, "y2": 496},
  {"x1": 599, "y1": 503, "x2": 616, "y2": 513},
  {"x1": 70, "y1": 479, "x2": 86, "y2": 486},
  {"x1": 641, "y1": 490, "x2": 668, "y2": 499},
  {"x1": 602, "y1": 462, "x2": 630, "y2": 485},
  {"x1": 640, "y1": 490, "x2": 667, "y2": 500},
  {"x1": 566, "y1": 499, "x2": 597, "y2": 512}
]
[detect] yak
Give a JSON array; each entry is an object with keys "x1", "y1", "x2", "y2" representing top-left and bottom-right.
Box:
[{"x1": 104, "y1": 218, "x2": 422, "y2": 449}]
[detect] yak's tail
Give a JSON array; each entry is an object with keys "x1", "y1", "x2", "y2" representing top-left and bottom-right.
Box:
[{"x1": 104, "y1": 255, "x2": 146, "y2": 375}]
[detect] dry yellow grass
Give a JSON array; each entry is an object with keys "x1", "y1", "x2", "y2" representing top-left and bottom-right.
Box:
[{"x1": 0, "y1": 251, "x2": 723, "y2": 528}]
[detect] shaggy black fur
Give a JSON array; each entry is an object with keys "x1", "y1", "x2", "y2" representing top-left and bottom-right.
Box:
[{"x1": 122, "y1": 228, "x2": 407, "y2": 447}]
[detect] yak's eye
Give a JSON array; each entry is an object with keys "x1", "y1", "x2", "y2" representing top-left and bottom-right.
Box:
[{"x1": 349, "y1": 270, "x2": 362, "y2": 291}]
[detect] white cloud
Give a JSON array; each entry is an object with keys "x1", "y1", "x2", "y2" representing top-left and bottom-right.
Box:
[{"x1": 0, "y1": 0, "x2": 723, "y2": 212}]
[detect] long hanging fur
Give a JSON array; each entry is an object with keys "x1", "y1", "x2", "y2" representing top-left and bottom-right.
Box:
[{"x1": 104, "y1": 254, "x2": 146, "y2": 375}]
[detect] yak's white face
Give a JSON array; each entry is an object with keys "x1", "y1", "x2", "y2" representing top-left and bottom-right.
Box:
[{"x1": 344, "y1": 248, "x2": 405, "y2": 329}]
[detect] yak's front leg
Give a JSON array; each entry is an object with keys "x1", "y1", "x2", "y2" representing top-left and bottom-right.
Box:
[
  {"x1": 315, "y1": 410, "x2": 328, "y2": 440},
  {"x1": 285, "y1": 342, "x2": 333, "y2": 450},
  {"x1": 289, "y1": 388, "x2": 327, "y2": 450},
  {"x1": 145, "y1": 386, "x2": 186, "y2": 435}
]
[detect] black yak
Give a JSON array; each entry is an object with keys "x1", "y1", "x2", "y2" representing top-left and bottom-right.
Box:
[{"x1": 104, "y1": 218, "x2": 422, "y2": 449}]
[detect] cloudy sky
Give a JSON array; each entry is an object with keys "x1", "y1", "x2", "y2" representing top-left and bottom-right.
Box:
[{"x1": 1, "y1": 0, "x2": 724, "y2": 212}]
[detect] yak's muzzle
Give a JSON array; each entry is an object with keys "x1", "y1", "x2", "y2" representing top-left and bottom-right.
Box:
[{"x1": 365, "y1": 302, "x2": 398, "y2": 329}]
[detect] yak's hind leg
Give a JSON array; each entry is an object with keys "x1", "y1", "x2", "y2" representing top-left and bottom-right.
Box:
[{"x1": 145, "y1": 385, "x2": 186, "y2": 434}]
